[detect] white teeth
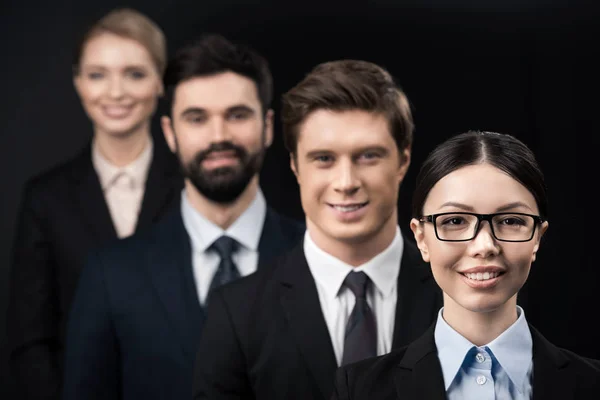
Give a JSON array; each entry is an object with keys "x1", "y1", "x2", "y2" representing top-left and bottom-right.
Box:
[
  {"x1": 104, "y1": 106, "x2": 131, "y2": 117},
  {"x1": 333, "y1": 204, "x2": 363, "y2": 212},
  {"x1": 465, "y1": 272, "x2": 499, "y2": 281}
]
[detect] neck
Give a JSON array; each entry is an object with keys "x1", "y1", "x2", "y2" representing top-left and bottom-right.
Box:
[
  {"x1": 185, "y1": 176, "x2": 259, "y2": 230},
  {"x1": 307, "y1": 211, "x2": 398, "y2": 266},
  {"x1": 442, "y1": 294, "x2": 519, "y2": 346},
  {"x1": 94, "y1": 122, "x2": 151, "y2": 167}
]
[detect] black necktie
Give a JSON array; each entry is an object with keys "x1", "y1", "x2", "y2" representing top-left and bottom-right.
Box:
[
  {"x1": 208, "y1": 236, "x2": 240, "y2": 294},
  {"x1": 341, "y1": 271, "x2": 377, "y2": 366}
]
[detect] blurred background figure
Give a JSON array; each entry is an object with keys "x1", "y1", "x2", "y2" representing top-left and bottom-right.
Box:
[
  {"x1": 61, "y1": 33, "x2": 304, "y2": 400},
  {"x1": 6, "y1": 8, "x2": 182, "y2": 399}
]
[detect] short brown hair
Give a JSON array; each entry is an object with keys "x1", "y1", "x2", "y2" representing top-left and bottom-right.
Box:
[
  {"x1": 73, "y1": 8, "x2": 167, "y2": 75},
  {"x1": 281, "y1": 60, "x2": 414, "y2": 157}
]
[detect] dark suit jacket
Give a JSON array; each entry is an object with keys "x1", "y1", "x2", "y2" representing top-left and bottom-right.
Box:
[
  {"x1": 7, "y1": 139, "x2": 182, "y2": 399},
  {"x1": 193, "y1": 235, "x2": 442, "y2": 400},
  {"x1": 61, "y1": 205, "x2": 304, "y2": 400},
  {"x1": 332, "y1": 322, "x2": 600, "y2": 400}
]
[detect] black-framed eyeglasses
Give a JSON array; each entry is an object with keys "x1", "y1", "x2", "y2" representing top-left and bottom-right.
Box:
[{"x1": 418, "y1": 212, "x2": 546, "y2": 242}]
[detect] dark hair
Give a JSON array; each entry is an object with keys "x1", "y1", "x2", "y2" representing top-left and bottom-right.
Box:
[
  {"x1": 162, "y1": 33, "x2": 273, "y2": 115},
  {"x1": 73, "y1": 8, "x2": 167, "y2": 76},
  {"x1": 412, "y1": 130, "x2": 548, "y2": 218},
  {"x1": 281, "y1": 60, "x2": 414, "y2": 158}
]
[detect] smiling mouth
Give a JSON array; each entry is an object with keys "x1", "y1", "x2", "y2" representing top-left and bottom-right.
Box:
[
  {"x1": 102, "y1": 105, "x2": 133, "y2": 117},
  {"x1": 329, "y1": 202, "x2": 368, "y2": 213},
  {"x1": 460, "y1": 271, "x2": 506, "y2": 281},
  {"x1": 205, "y1": 151, "x2": 237, "y2": 160}
]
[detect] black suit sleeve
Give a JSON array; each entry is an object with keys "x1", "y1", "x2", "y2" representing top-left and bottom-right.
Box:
[
  {"x1": 61, "y1": 252, "x2": 120, "y2": 400},
  {"x1": 331, "y1": 367, "x2": 351, "y2": 400},
  {"x1": 7, "y1": 181, "x2": 61, "y2": 399},
  {"x1": 193, "y1": 288, "x2": 252, "y2": 400}
]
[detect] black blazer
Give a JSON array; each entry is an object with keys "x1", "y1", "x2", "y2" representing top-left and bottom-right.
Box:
[
  {"x1": 6, "y1": 139, "x2": 183, "y2": 399},
  {"x1": 61, "y1": 206, "x2": 304, "y2": 400},
  {"x1": 193, "y1": 235, "x2": 442, "y2": 400},
  {"x1": 332, "y1": 322, "x2": 600, "y2": 400}
]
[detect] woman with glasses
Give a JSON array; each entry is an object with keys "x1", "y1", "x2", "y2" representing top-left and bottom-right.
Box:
[{"x1": 331, "y1": 130, "x2": 600, "y2": 399}]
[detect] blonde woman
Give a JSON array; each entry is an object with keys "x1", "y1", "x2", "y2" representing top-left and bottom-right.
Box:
[{"x1": 7, "y1": 8, "x2": 182, "y2": 399}]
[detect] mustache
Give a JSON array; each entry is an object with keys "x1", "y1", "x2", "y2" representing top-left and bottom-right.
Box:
[{"x1": 195, "y1": 141, "x2": 246, "y2": 164}]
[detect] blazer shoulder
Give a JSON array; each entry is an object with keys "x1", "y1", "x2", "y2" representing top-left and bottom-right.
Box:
[
  {"x1": 219, "y1": 253, "x2": 285, "y2": 297},
  {"x1": 21, "y1": 147, "x2": 91, "y2": 195},
  {"x1": 88, "y1": 220, "x2": 160, "y2": 268},
  {"x1": 560, "y1": 348, "x2": 600, "y2": 376},
  {"x1": 211, "y1": 246, "x2": 293, "y2": 310},
  {"x1": 267, "y1": 208, "x2": 305, "y2": 239}
]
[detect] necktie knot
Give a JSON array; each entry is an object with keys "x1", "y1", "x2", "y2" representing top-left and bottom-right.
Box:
[
  {"x1": 210, "y1": 236, "x2": 238, "y2": 259},
  {"x1": 207, "y1": 236, "x2": 240, "y2": 296},
  {"x1": 344, "y1": 271, "x2": 370, "y2": 299}
]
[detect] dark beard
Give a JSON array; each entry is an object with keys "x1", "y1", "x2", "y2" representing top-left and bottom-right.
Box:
[{"x1": 178, "y1": 140, "x2": 265, "y2": 204}]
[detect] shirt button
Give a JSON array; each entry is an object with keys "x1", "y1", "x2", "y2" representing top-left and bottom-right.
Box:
[
  {"x1": 476, "y1": 375, "x2": 487, "y2": 385},
  {"x1": 475, "y1": 353, "x2": 486, "y2": 363}
]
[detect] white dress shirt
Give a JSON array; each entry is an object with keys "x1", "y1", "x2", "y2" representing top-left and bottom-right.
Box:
[
  {"x1": 180, "y1": 188, "x2": 267, "y2": 305},
  {"x1": 304, "y1": 228, "x2": 404, "y2": 366},
  {"x1": 92, "y1": 138, "x2": 153, "y2": 238}
]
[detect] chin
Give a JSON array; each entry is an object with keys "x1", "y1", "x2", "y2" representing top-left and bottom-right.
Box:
[
  {"x1": 99, "y1": 120, "x2": 146, "y2": 137},
  {"x1": 329, "y1": 226, "x2": 377, "y2": 245},
  {"x1": 458, "y1": 295, "x2": 511, "y2": 314}
]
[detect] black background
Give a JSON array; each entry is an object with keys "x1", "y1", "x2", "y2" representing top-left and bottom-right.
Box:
[{"x1": 1, "y1": 0, "x2": 598, "y2": 397}]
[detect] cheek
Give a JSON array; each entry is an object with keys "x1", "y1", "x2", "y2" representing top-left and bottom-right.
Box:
[
  {"x1": 298, "y1": 172, "x2": 327, "y2": 207},
  {"x1": 505, "y1": 247, "x2": 536, "y2": 275},
  {"x1": 365, "y1": 170, "x2": 399, "y2": 204},
  {"x1": 301, "y1": 180, "x2": 324, "y2": 204},
  {"x1": 231, "y1": 121, "x2": 264, "y2": 147},
  {"x1": 428, "y1": 242, "x2": 461, "y2": 273},
  {"x1": 130, "y1": 83, "x2": 160, "y2": 102},
  {"x1": 173, "y1": 127, "x2": 207, "y2": 154},
  {"x1": 78, "y1": 85, "x2": 104, "y2": 104}
]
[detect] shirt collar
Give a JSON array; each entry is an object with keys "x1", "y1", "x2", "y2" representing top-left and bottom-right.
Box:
[
  {"x1": 92, "y1": 137, "x2": 153, "y2": 190},
  {"x1": 434, "y1": 308, "x2": 477, "y2": 390},
  {"x1": 180, "y1": 188, "x2": 267, "y2": 253},
  {"x1": 303, "y1": 226, "x2": 403, "y2": 299},
  {"x1": 486, "y1": 306, "x2": 533, "y2": 393},
  {"x1": 434, "y1": 306, "x2": 532, "y2": 392}
]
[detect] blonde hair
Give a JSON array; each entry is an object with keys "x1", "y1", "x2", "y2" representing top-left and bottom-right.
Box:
[{"x1": 73, "y1": 8, "x2": 167, "y2": 75}]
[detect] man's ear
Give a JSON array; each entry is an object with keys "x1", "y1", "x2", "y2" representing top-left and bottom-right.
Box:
[
  {"x1": 410, "y1": 218, "x2": 430, "y2": 262},
  {"x1": 396, "y1": 148, "x2": 412, "y2": 185},
  {"x1": 289, "y1": 153, "x2": 299, "y2": 183},
  {"x1": 264, "y1": 109, "x2": 274, "y2": 148},
  {"x1": 161, "y1": 116, "x2": 177, "y2": 154},
  {"x1": 157, "y1": 80, "x2": 164, "y2": 97}
]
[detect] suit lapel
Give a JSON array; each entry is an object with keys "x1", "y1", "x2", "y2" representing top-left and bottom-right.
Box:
[
  {"x1": 145, "y1": 209, "x2": 202, "y2": 364},
  {"x1": 392, "y1": 236, "x2": 441, "y2": 348},
  {"x1": 256, "y1": 209, "x2": 295, "y2": 268},
  {"x1": 69, "y1": 144, "x2": 117, "y2": 241},
  {"x1": 394, "y1": 324, "x2": 446, "y2": 400},
  {"x1": 277, "y1": 243, "x2": 338, "y2": 399},
  {"x1": 392, "y1": 322, "x2": 577, "y2": 400},
  {"x1": 136, "y1": 139, "x2": 181, "y2": 232},
  {"x1": 530, "y1": 325, "x2": 574, "y2": 400}
]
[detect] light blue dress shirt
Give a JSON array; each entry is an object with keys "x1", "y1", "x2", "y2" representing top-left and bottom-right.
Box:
[{"x1": 434, "y1": 306, "x2": 534, "y2": 400}]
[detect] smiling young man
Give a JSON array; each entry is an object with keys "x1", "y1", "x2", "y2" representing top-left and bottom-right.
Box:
[
  {"x1": 61, "y1": 34, "x2": 304, "y2": 400},
  {"x1": 193, "y1": 60, "x2": 442, "y2": 400}
]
